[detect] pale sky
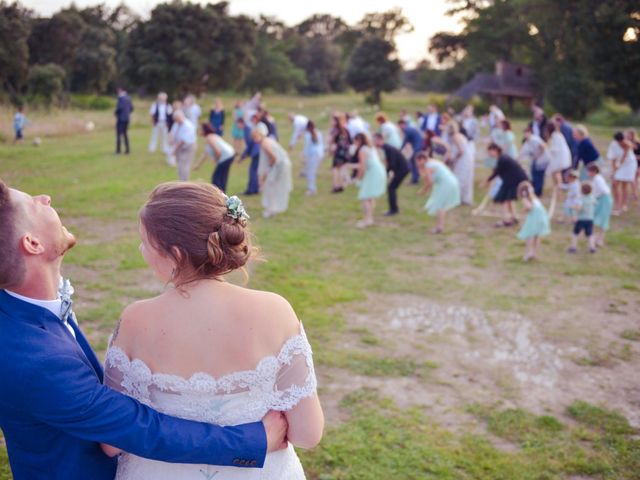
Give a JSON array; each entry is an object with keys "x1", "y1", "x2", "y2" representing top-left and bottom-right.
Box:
[{"x1": 21, "y1": 0, "x2": 462, "y2": 67}]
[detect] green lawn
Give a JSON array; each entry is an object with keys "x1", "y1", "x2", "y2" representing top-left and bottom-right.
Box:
[{"x1": 1, "y1": 92, "x2": 639, "y2": 479}]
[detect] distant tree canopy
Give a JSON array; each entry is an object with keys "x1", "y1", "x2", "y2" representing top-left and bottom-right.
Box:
[
  {"x1": 0, "y1": 1, "x2": 407, "y2": 104},
  {"x1": 428, "y1": 0, "x2": 640, "y2": 117},
  {"x1": 0, "y1": 0, "x2": 637, "y2": 116}
]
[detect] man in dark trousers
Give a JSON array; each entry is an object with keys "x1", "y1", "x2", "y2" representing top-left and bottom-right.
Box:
[
  {"x1": 374, "y1": 133, "x2": 410, "y2": 216},
  {"x1": 115, "y1": 87, "x2": 134, "y2": 154},
  {"x1": 399, "y1": 118, "x2": 424, "y2": 184}
]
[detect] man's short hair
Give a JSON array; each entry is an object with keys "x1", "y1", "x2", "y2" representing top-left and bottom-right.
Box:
[{"x1": 0, "y1": 179, "x2": 26, "y2": 289}]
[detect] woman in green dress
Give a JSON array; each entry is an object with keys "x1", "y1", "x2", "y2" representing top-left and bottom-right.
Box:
[
  {"x1": 347, "y1": 133, "x2": 387, "y2": 228},
  {"x1": 416, "y1": 151, "x2": 460, "y2": 234}
]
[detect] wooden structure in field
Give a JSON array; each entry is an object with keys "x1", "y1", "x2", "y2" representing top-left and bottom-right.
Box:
[{"x1": 454, "y1": 61, "x2": 539, "y2": 107}]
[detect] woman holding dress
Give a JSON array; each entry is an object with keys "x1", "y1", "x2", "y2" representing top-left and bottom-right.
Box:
[
  {"x1": 347, "y1": 133, "x2": 387, "y2": 228},
  {"x1": 303, "y1": 121, "x2": 325, "y2": 195},
  {"x1": 435, "y1": 122, "x2": 474, "y2": 205},
  {"x1": 253, "y1": 124, "x2": 293, "y2": 218},
  {"x1": 516, "y1": 181, "x2": 551, "y2": 262},
  {"x1": 194, "y1": 124, "x2": 236, "y2": 193},
  {"x1": 102, "y1": 181, "x2": 324, "y2": 479},
  {"x1": 416, "y1": 151, "x2": 461, "y2": 234}
]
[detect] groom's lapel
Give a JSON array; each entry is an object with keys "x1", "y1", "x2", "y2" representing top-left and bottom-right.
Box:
[{"x1": 69, "y1": 316, "x2": 105, "y2": 382}]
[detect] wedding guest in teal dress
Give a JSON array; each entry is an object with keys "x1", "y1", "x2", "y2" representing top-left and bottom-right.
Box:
[
  {"x1": 516, "y1": 181, "x2": 551, "y2": 262},
  {"x1": 346, "y1": 133, "x2": 387, "y2": 228},
  {"x1": 416, "y1": 151, "x2": 460, "y2": 234}
]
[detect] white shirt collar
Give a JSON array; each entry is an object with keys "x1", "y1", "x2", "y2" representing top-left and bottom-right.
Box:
[
  {"x1": 4, "y1": 289, "x2": 62, "y2": 319},
  {"x1": 3, "y1": 278, "x2": 76, "y2": 338}
]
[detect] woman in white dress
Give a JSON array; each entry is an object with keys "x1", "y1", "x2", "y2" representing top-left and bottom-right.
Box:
[
  {"x1": 609, "y1": 132, "x2": 638, "y2": 214},
  {"x1": 102, "y1": 182, "x2": 324, "y2": 479},
  {"x1": 253, "y1": 124, "x2": 293, "y2": 218},
  {"x1": 435, "y1": 122, "x2": 474, "y2": 205}
]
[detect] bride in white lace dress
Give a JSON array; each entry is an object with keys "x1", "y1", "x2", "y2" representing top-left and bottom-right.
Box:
[{"x1": 101, "y1": 182, "x2": 324, "y2": 479}]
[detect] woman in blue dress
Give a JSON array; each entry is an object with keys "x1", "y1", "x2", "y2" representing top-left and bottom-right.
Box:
[
  {"x1": 231, "y1": 100, "x2": 245, "y2": 153},
  {"x1": 416, "y1": 151, "x2": 460, "y2": 234},
  {"x1": 516, "y1": 181, "x2": 551, "y2": 262},
  {"x1": 346, "y1": 133, "x2": 387, "y2": 228},
  {"x1": 209, "y1": 98, "x2": 225, "y2": 136}
]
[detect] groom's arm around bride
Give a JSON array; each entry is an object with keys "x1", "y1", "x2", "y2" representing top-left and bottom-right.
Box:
[{"x1": 0, "y1": 179, "x2": 288, "y2": 480}]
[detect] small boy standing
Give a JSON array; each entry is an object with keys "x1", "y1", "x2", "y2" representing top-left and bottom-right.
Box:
[
  {"x1": 13, "y1": 105, "x2": 28, "y2": 144},
  {"x1": 568, "y1": 182, "x2": 597, "y2": 254}
]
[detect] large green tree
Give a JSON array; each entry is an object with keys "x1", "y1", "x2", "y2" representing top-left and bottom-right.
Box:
[
  {"x1": 0, "y1": 1, "x2": 32, "y2": 97},
  {"x1": 346, "y1": 35, "x2": 401, "y2": 105},
  {"x1": 241, "y1": 16, "x2": 306, "y2": 93},
  {"x1": 123, "y1": 2, "x2": 255, "y2": 96}
]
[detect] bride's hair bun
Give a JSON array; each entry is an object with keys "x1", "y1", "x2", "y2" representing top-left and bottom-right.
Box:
[{"x1": 140, "y1": 182, "x2": 255, "y2": 285}]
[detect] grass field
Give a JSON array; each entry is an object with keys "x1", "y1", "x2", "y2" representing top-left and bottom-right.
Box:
[{"x1": 1, "y1": 92, "x2": 639, "y2": 479}]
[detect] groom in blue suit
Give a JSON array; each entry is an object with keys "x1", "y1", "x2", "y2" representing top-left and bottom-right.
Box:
[{"x1": 0, "y1": 179, "x2": 288, "y2": 479}]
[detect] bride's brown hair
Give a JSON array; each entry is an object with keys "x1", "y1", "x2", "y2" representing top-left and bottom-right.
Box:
[{"x1": 140, "y1": 182, "x2": 255, "y2": 286}]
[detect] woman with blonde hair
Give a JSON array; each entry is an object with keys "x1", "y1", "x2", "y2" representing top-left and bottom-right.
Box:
[
  {"x1": 102, "y1": 182, "x2": 324, "y2": 478},
  {"x1": 253, "y1": 124, "x2": 293, "y2": 218}
]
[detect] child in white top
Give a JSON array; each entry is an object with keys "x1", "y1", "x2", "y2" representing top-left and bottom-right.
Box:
[{"x1": 561, "y1": 170, "x2": 581, "y2": 222}]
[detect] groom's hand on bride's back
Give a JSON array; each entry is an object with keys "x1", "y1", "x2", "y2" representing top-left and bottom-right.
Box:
[{"x1": 263, "y1": 410, "x2": 288, "y2": 452}]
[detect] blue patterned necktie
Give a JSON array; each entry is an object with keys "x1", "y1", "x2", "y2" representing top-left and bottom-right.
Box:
[{"x1": 59, "y1": 278, "x2": 75, "y2": 325}]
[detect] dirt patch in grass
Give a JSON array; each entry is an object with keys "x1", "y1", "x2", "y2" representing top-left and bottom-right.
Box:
[{"x1": 320, "y1": 293, "x2": 640, "y2": 432}]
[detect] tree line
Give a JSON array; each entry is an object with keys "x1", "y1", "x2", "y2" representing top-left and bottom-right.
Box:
[
  {"x1": 0, "y1": 1, "x2": 409, "y2": 105},
  {"x1": 425, "y1": 0, "x2": 640, "y2": 118},
  {"x1": 1, "y1": 0, "x2": 638, "y2": 118}
]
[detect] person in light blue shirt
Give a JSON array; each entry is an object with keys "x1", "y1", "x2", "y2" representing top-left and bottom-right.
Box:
[
  {"x1": 568, "y1": 182, "x2": 597, "y2": 254},
  {"x1": 13, "y1": 105, "x2": 29, "y2": 144}
]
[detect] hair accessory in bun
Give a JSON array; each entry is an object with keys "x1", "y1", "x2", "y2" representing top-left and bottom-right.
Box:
[{"x1": 225, "y1": 195, "x2": 250, "y2": 223}]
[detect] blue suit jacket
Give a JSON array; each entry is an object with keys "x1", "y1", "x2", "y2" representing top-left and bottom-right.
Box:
[
  {"x1": 0, "y1": 290, "x2": 266, "y2": 480},
  {"x1": 420, "y1": 114, "x2": 441, "y2": 136},
  {"x1": 115, "y1": 95, "x2": 133, "y2": 123}
]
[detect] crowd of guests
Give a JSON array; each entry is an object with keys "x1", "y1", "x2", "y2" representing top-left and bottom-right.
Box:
[{"x1": 117, "y1": 92, "x2": 639, "y2": 260}]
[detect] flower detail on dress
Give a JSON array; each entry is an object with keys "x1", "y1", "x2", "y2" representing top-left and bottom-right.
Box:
[{"x1": 225, "y1": 195, "x2": 250, "y2": 223}]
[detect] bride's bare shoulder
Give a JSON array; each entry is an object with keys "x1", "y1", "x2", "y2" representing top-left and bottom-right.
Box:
[
  {"x1": 240, "y1": 288, "x2": 301, "y2": 339},
  {"x1": 111, "y1": 294, "x2": 169, "y2": 351}
]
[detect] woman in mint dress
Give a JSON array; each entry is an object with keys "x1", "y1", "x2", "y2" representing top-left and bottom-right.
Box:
[
  {"x1": 416, "y1": 152, "x2": 460, "y2": 233},
  {"x1": 517, "y1": 181, "x2": 550, "y2": 262},
  {"x1": 348, "y1": 133, "x2": 387, "y2": 228}
]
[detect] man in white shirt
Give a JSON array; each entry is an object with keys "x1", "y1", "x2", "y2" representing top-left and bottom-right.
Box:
[
  {"x1": 346, "y1": 112, "x2": 369, "y2": 139},
  {"x1": 288, "y1": 113, "x2": 308, "y2": 149},
  {"x1": 171, "y1": 111, "x2": 197, "y2": 181},
  {"x1": 183, "y1": 94, "x2": 202, "y2": 127},
  {"x1": 149, "y1": 92, "x2": 173, "y2": 154}
]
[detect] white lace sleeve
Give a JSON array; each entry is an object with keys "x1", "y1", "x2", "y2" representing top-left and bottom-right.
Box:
[{"x1": 270, "y1": 324, "x2": 317, "y2": 412}]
